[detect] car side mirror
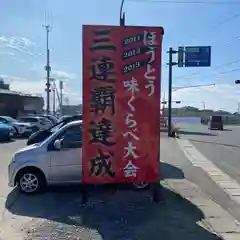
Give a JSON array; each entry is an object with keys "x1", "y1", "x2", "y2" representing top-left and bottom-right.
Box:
[{"x1": 53, "y1": 139, "x2": 61, "y2": 150}]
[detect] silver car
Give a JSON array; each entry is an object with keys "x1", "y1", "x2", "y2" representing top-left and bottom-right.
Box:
[{"x1": 8, "y1": 120, "x2": 149, "y2": 194}]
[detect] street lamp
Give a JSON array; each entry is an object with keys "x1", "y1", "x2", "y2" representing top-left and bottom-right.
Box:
[{"x1": 120, "y1": 0, "x2": 126, "y2": 26}]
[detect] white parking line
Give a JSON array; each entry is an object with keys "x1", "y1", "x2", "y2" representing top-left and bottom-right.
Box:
[{"x1": 177, "y1": 138, "x2": 240, "y2": 205}]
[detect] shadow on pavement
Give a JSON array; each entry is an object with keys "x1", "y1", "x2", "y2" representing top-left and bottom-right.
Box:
[
  {"x1": 191, "y1": 139, "x2": 240, "y2": 149},
  {"x1": 6, "y1": 163, "x2": 222, "y2": 240},
  {"x1": 179, "y1": 130, "x2": 217, "y2": 136},
  {"x1": 161, "y1": 162, "x2": 185, "y2": 179},
  {"x1": 221, "y1": 128, "x2": 232, "y2": 132},
  {"x1": 0, "y1": 139, "x2": 15, "y2": 144}
]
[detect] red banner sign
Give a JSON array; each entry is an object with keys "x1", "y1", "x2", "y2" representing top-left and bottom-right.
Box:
[{"x1": 82, "y1": 25, "x2": 163, "y2": 184}]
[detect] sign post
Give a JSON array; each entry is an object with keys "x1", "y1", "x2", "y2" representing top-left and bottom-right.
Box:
[
  {"x1": 185, "y1": 46, "x2": 211, "y2": 67},
  {"x1": 167, "y1": 48, "x2": 177, "y2": 137},
  {"x1": 82, "y1": 25, "x2": 164, "y2": 203},
  {"x1": 167, "y1": 45, "x2": 211, "y2": 138}
]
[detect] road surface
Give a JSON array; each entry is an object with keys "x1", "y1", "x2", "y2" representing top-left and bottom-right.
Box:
[
  {"x1": 169, "y1": 123, "x2": 240, "y2": 221},
  {"x1": 177, "y1": 123, "x2": 240, "y2": 184},
  {"x1": 0, "y1": 139, "x2": 25, "y2": 222}
]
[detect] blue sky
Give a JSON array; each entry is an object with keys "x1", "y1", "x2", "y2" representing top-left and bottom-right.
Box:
[{"x1": 1, "y1": 0, "x2": 240, "y2": 112}]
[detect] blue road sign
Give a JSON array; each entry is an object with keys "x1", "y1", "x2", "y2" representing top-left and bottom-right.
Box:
[{"x1": 185, "y1": 46, "x2": 211, "y2": 67}]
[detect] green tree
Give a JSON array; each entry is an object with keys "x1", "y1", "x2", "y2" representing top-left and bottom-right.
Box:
[{"x1": 0, "y1": 77, "x2": 10, "y2": 90}]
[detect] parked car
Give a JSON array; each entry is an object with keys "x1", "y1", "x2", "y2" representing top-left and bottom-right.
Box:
[
  {"x1": 18, "y1": 116, "x2": 53, "y2": 132},
  {"x1": 8, "y1": 120, "x2": 149, "y2": 194},
  {"x1": 0, "y1": 122, "x2": 15, "y2": 141},
  {"x1": 58, "y1": 115, "x2": 72, "y2": 122},
  {"x1": 27, "y1": 114, "x2": 82, "y2": 145},
  {"x1": 208, "y1": 115, "x2": 224, "y2": 130},
  {"x1": 34, "y1": 114, "x2": 58, "y2": 125},
  {"x1": 0, "y1": 116, "x2": 35, "y2": 137}
]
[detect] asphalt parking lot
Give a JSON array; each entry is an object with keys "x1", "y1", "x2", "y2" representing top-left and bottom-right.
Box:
[
  {"x1": 0, "y1": 138, "x2": 222, "y2": 240},
  {"x1": 0, "y1": 139, "x2": 26, "y2": 197}
]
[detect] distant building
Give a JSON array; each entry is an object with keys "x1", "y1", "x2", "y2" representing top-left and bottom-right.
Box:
[
  {"x1": 0, "y1": 89, "x2": 44, "y2": 118},
  {"x1": 60, "y1": 104, "x2": 82, "y2": 116}
]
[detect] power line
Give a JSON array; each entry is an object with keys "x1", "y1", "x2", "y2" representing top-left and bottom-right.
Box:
[
  {"x1": 175, "y1": 59, "x2": 240, "y2": 80},
  {"x1": 125, "y1": 0, "x2": 240, "y2": 82},
  {"x1": 176, "y1": 67, "x2": 240, "y2": 82},
  {"x1": 127, "y1": 0, "x2": 240, "y2": 5},
  {"x1": 172, "y1": 35, "x2": 240, "y2": 80},
  {"x1": 221, "y1": 35, "x2": 240, "y2": 48},
  {"x1": 186, "y1": 12, "x2": 240, "y2": 43},
  {"x1": 205, "y1": 12, "x2": 240, "y2": 32},
  {"x1": 127, "y1": 0, "x2": 240, "y2": 49},
  {"x1": 205, "y1": 67, "x2": 240, "y2": 78}
]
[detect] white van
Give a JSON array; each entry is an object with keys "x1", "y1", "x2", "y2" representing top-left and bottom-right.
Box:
[{"x1": 8, "y1": 120, "x2": 149, "y2": 194}]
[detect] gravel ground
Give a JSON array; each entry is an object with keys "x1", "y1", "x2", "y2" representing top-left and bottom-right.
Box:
[
  {"x1": 3, "y1": 183, "x2": 222, "y2": 240},
  {"x1": 0, "y1": 137, "x2": 223, "y2": 240}
]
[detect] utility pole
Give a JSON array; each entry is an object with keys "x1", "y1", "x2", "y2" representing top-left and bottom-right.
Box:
[
  {"x1": 59, "y1": 80, "x2": 63, "y2": 117},
  {"x1": 53, "y1": 87, "x2": 55, "y2": 115},
  {"x1": 162, "y1": 92, "x2": 166, "y2": 118},
  {"x1": 202, "y1": 101, "x2": 206, "y2": 110},
  {"x1": 51, "y1": 79, "x2": 61, "y2": 117},
  {"x1": 167, "y1": 48, "x2": 178, "y2": 137},
  {"x1": 51, "y1": 79, "x2": 56, "y2": 115},
  {"x1": 43, "y1": 24, "x2": 51, "y2": 114},
  {"x1": 202, "y1": 101, "x2": 206, "y2": 120}
]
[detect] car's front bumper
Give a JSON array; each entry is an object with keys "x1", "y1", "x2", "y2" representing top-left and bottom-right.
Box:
[
  {"x1": 8, "y1": 161, "x2": 17, "y2": 187},
  {"x1": 0, "y1": 131, "x2": 10, "y2": 141},
  {"x1": 18, "y1": 127, "x2": 33, "y2": 136}
]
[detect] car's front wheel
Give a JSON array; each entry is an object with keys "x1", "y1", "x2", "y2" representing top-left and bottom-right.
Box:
[{"x1": 17, "y1": 168, "x2": 46, "y2": 194}]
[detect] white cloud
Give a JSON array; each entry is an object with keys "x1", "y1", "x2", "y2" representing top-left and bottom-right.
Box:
[
  {"x1": 170, "y1": 84, "x2": 239, "y2": 113},
  {"x1": 10, "y1": 79, "x2": 45, "y2": 96},
  {"x1": 0, "y1": 51, "x2": 16, "y2": 56},
  {"x1": 1, "y1": 74, "x2": 238, "y2": 112},
  {"x1": 3, "y1": 75, "x2": 238, "y2": 112},
  {"x1": 0, "y1": 36, "x2": 41, "y2": 56},
  {"x1": 2, "y1": 75, "x2": 81, "y2": 107},
  {"x1": 0, "y1": 75, "x2": 23, "y2": 81},
  {"x1": 51, "y1": 70, "x2": 77, "y2": 81}
]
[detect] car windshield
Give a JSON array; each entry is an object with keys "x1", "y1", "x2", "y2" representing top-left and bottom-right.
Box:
[
  {"x1": 19, "y1": 117, "x2": 38, "y2": 123},
  {"x1": 211, "y1": 116, "x2": 222, "y2": 122},
  {"x1": 59, "y1": 115, "x2": 71, "y2": 121},
  {"x1": 50, "y1": 122, "x2": 65, "y2": 133}
]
